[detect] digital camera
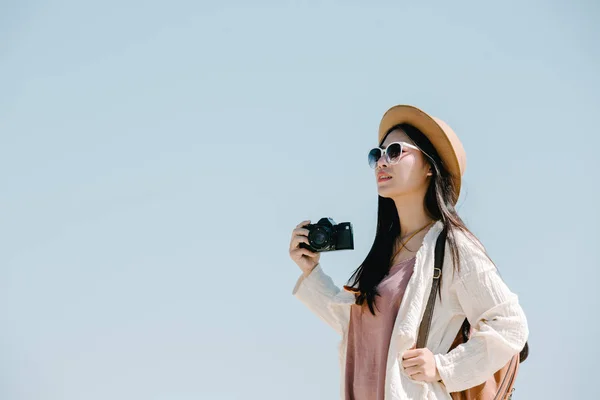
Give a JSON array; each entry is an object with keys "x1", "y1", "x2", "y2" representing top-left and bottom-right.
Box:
[{"x1": 300, "y1": 218, "x2": 354, "y2": 252}]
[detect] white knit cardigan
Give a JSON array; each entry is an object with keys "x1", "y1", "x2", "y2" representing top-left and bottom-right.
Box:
[{"x1": 292, "y1": 221, "x2": 529, "y2": 400}]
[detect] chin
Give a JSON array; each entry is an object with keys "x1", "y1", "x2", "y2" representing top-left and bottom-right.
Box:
[
  {"x1": 376, "y1": 186, "x2": 399, "y2": 198},
  {"x1": 377, "y1": 181, "x2": 415, "y2": 199}
]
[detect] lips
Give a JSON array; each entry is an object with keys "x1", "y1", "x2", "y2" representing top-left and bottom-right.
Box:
[{"x1": 377, "y1": 172, "x2": 392, "y2": 182}]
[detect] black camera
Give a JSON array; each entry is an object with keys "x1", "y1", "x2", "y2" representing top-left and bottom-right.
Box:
[{"x1": 300, "y1": 218, "x2": 354, "y2": 252}]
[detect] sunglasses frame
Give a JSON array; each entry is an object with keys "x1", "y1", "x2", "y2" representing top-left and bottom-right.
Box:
[{"x1": 368, "y1": 141, "x2": 422, "y2": 168}]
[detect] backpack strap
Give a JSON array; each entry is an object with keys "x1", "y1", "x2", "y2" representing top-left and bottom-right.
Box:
[{"x1": 416, "y1": 227, "x2": 447, "y2": 349}]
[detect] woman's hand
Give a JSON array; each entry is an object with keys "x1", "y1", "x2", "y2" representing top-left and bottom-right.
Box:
[
  {"x1": 401, "y1": 347, "x2": 442, "y2": 383},
  {"x1": 289, "y1": 220, "x2": 320, "y2": 275}
]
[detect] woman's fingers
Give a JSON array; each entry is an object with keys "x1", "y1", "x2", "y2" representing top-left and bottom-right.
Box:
[
  {"x1": 402, "y1": 349, "x2": 420, "y2": 359},
  {"x1": 289, "y1": 225, "x2": 310, "y2": 250},
  {"x1": 290, "y1": 235, "x2": 310, "y2": 250},
  {"x1": 402, "y1": 349, "x2": 423, "y2": 374},
  {"x1": 290, "y1": 248, "x2": 319, "y2": 259},
  {"x1": 302, "y1": 248, "x2": 319, "y2": 258},
  {"x1": 291, "y1": 236, "x2": 310, "y2": 250},
  {"x1": 401, "y1": 348, "x2": 438, "y2": 382},
  {"x1": 409, "y1": 372, "x2": 426, "y2": 381},
  {"x1": 293, "y1": 228, "x2": 310, "y2": 237},
  {"x1": 404, "y1": 365, "x2": 422, "y2": 376},
  {"x1": 296, "y1": 220, "x2": 311, "y2": 228},
  {"x1": 401, "y1": 356, "x2": 422, "y2": 369},
  {"x1": 401, "y1": 350, "x2": 423, "y2": 368},
  {"x1": 289, "y1": 221, "x2": 320, "y2": 275}
]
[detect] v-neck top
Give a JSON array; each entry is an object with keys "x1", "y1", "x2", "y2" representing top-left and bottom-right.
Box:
[{"x1": 344, "y1": 256, "x2": 416, "y2": 400}]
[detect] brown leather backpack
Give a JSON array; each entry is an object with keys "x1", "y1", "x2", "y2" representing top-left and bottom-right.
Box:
[{"x1": 416, "y1": 229, "x2": 529, "y2": 400}]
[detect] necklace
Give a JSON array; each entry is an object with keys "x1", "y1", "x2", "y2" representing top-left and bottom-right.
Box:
[
  {"x1": 390, "y1": 220, "x2": 435, "y2": 263},
  {"x1": 342, "y1": 220, "x2": 435, "y2": 294}
]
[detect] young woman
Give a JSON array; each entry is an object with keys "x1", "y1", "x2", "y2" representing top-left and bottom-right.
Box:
[{"x1": 288, "y1": 105, "x2": 529, "y2": 400}]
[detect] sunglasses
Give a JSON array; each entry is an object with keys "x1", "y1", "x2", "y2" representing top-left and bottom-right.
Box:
[{"x1": 367, "y1": 141, "x2": 421, "y2": 169}]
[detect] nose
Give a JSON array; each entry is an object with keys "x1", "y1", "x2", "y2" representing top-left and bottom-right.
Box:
[{"x1": 376, "y1": 152, "x2": 388, "y2": 169}]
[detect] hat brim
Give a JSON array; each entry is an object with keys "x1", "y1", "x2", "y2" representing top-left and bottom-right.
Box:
[{"x1": 378, "y1": 105, "x2": 463, "y2": 204}]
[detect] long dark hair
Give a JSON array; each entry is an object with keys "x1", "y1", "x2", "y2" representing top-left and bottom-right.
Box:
[{"x1": 345, "y1": 123, "x2": 479, "y2": 315}]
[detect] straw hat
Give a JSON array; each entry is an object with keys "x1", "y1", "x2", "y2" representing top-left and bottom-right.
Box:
[{"x1": 378, "y1": 105, "x2": 467, "y2": 204}]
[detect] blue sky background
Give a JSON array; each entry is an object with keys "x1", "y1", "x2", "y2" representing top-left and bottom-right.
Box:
[{"x1": 1, "y1": 1, "x2": 599, "y2": 399}]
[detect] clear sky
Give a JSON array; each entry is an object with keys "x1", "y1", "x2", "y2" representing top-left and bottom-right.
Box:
[{"x1": 1, "y1": 1, "x2": 599, "y2": 399}]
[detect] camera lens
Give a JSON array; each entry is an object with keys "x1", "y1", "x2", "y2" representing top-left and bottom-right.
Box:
[
  {"x1": 309, "y1": 227, "x2": 330, "y2": 250},
  {"x1": 313, "y1": 231, "x2": 327, "y2": 245}
]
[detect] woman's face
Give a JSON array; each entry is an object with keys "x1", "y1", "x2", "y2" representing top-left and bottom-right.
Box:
[{"x1": 374, "y1": 129, "x2": 432, "y2": 199}]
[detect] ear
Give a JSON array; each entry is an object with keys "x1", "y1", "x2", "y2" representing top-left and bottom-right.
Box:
[{"x1": 426, "y1": 169, "x2": 433, "y2": 177}]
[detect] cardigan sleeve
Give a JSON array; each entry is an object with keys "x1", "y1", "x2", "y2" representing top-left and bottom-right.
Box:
[
  {"x1": 292, "y1": 264, "x2": 349, "y2": 336},
  {"x1": 433, "y1": 240, "x2": 529, "y2": 393}
]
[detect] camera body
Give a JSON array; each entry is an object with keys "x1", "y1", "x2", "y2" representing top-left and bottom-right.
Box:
[{"x1": 300, "y1": 217, "x2": 354, "y2": 252}]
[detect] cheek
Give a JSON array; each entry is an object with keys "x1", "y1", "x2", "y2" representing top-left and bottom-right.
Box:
[
  {"x1": 392, "y1": 159, "x2": 422, "y2": 182},
  {"x1": 389, "y1": 164, "x2": 410, "y2": 181},
  {"x1": 381, "y1": 162, "x2": 428, "y2": 192}
]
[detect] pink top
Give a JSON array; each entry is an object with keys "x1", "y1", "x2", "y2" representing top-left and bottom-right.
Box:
[{"x1": 344, "y1": 256, "x2": 416, "y2": 400}]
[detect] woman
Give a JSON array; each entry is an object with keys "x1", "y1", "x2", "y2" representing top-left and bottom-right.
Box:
[{"x1": 288, "y1": 105, "x2": 529, "y2": 400}]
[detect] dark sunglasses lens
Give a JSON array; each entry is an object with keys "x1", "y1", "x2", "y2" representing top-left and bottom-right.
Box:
[
  {"x1": 368, "y1": 148, "x2": 382, "y2": 168},
  {"x1": 386, "y1": 143, "x2": 402, "y2": 163}
]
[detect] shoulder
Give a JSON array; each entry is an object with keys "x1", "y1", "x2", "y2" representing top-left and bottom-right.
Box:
[
  {"x1": 445, "y1": 228, "x2": 496, "y2": 280},
  {"x1": 451, "y1": 228, "x2": 485, "y2": 253}
]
